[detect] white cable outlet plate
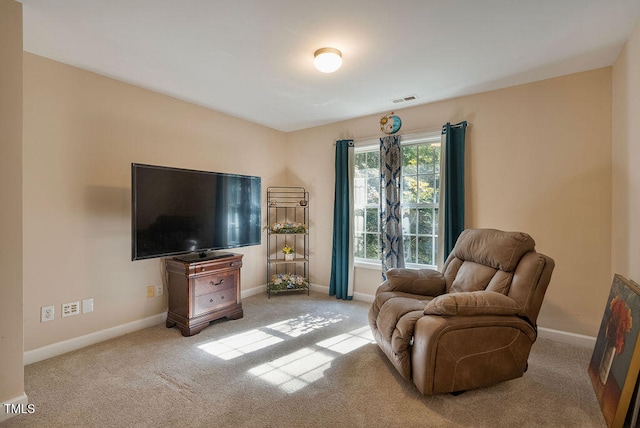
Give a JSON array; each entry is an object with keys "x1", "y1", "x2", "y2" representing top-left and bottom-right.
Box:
[
  {"x1": 62, "y1": 301, "x2": 80, "y2": 317},
  {"x1": 41, "y1": 305, "x2": 54, "y2": 322}
]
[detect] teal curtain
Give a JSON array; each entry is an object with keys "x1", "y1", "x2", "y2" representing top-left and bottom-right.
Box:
[
  {"x1": 380, "y1": 135, "x2": 405, "y2": 280},
  {"x1": 442, "y1": 121, "x2": 467, "y2": 259},
  {"x1": 330, "y1": 140, "x2": 354, "y2": 300}
]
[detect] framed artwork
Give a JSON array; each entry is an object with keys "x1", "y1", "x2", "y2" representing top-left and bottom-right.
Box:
[{"x1": 589, "y1": 274, "x2": 640, "y2": 427}]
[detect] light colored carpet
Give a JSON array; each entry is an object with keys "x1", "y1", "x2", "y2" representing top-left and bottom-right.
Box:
[{"x1": 2, "y1": 291, "x2": 605, "y2": 427}]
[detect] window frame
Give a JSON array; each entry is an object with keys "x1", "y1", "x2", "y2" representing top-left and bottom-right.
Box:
[{"x1": 353, "y1": 131, "x2": 442, "y2": 270}]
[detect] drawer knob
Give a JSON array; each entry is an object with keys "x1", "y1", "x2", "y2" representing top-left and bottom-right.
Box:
[
  {"x1": 209, "y1": 298, "x2": 213, "y2": 303},
  {"x1": 209, "y1": 279, "x2": 224, "y2": 286}
]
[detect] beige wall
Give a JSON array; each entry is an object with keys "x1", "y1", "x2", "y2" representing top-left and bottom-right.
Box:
[
  {"x1": 0, "y1": 0, "x2": 25, "y2": 412},
  {"x1": 612, "y1": 19, "x2": 640, "y2": 284},
  {"x1": 22, "y1": 54, "x2": 287, "y2": 351},
  {"x1": 287, "y1": 68, "x2": 612, "y2": 337}
]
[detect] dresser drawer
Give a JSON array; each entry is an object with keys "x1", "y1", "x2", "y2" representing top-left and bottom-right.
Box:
[
  {"x1": 191, "y1": 258, "x2": 243, "y2": 275},
  {"x1": 194, "y1": 289, "x2": 236, "y2": 316},
  {"x1": 194, "y1": 271, "x2": 237, "y2": 296}
]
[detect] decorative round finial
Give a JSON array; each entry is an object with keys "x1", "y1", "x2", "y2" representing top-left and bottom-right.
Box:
[{"x1": 380, "y1": 112, "x2": 402, "y2": 134}]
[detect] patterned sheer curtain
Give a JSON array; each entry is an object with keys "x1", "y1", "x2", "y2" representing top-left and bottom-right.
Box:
[
  {"x1": 438, "y1": 121, "x2": 468, "y2": 268},
  {"x1": 329, "y1": 140, "x2": 354, "y2": 300},
  {"x1": 380, "y1": 135, "x2": 405, "y2": 280}
]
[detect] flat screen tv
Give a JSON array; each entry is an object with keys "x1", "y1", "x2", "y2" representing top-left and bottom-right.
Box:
[{"x1": 131, "y1": 163, "x2": 261, "y2": 261}]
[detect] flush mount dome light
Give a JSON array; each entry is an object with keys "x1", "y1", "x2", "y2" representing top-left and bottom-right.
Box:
[{"x1": 314, "y1": 47, "x2": 342, "y2": 73}]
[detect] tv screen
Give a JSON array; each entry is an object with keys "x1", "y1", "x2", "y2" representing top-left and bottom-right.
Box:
[{"x1": 131, "y1": 163, "x2": 261, "y2": 261}]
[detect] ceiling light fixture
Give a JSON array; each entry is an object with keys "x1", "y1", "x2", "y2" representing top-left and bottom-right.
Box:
[{"x1": 314, "y1": 47, "x2": 342, "y2": 73}]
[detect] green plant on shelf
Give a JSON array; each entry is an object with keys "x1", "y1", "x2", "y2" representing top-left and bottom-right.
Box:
[
  {"x1": 269, "y1": 273, "x2": 308, "y2": 291},
  {"x1": 264, "y1": 222, "x2": 308, "y2": 234}
]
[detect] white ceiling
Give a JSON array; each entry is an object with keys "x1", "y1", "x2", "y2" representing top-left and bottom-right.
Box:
[{"x1": 18, "y1": 0, "x2": 640, "y2": 132}]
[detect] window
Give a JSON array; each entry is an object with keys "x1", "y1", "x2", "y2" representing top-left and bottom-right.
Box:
[{"x1": 353, "y1": 132, "x2": 441, "y2": 268}]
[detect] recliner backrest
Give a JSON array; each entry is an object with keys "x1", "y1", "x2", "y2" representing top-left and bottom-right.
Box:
[{"x1": 442, "y1": 228, "x2": 553, "y2": 324}]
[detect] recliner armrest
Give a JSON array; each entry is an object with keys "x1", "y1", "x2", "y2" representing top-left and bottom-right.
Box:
[
  {"x1": 377, "y1": 268, "x2": 446, "y2": 296},
  {"x1": 424, "y1": 291, "x2": 520, "y2": 316}
]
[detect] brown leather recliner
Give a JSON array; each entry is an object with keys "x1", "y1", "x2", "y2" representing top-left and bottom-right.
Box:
[{"x1": 368, "y1": 228, "x2": 554, "y2": 395}]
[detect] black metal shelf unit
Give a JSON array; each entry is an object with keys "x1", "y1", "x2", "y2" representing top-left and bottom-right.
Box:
[{"x1": 265, "y1": 186, "x2": 309, "y2": 298}]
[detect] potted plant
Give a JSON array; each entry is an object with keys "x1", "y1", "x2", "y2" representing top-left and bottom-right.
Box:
[{"x1": 282, "y1": 245, "x2": 294, "y2": 261}]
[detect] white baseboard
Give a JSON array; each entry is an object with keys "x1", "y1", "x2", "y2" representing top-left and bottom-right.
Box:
[
  {"x1": 241, "y1": 284, "x2": 267, "y2": 298},
  {"x1": 310, "y1": 283, "x2": 329, "y2": 294},
  {"x1": 538, "y1": 326, "x2": 596, "y2": 349},
  {"x1": 23, "y1": 313, "x2": 167, "y2": 365},
  {"x1": 0, "y1": 392, "x2": 29, "y2": 422},
  {"x1": 353, "y1": 292, "x2": 374, "y2": 303},
  {"x1": 309, "y1": 283, "x2": 373, "y2": 302}
]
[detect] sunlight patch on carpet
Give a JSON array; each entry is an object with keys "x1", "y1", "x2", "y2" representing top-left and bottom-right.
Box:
[
  {"x1": 316, "y1": 326, "x2": 374, "y2": 354},
  {"x1": 198, "y1": 329, "x2": 284, "y2": 360},
  {"x1": 266, "y1": 313, "x2": 344, "y2": 338},
  {"x1": 198, "y1": 313, "x2": 345, "y2": 360},
  {"x1": 248, "y1": 325, "x2": 374, "y2": 393},
  {"x1": 248, "y1": 347, "x2": 334, "y2": 393}
]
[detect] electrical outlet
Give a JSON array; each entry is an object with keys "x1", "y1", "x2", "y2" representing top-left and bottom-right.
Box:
[
  {"x1": 62, "y1": 301, "x2": 80, "y2": 317},
  {"x1": 155, "y1": 285, "x2": 164, "y2": 296},
  {"x1": 41, "y1": 305, "x2": 54, "y2": 322},
  {"x1": 82, "y1": 298, "x2": 94, "y2": 314},
  {"x1": 147, "y1": 286, "x2": 155, "y2": 298}
]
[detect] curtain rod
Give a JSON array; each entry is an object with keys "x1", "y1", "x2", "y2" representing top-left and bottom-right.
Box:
[
  {"x1": 336, "y1": 123, "x2": 470, "y2": 145},
  {"x1": 444, "y1": 121, "x2": 468, "y2": 129},
  {"x1": 343, "y1": 126, "x2": 441, "y2": 145}
]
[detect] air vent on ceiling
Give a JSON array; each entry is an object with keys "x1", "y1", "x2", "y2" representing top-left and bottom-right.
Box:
[{"x1": 392, "y1": 95, "x2": 418, "y2": 104}]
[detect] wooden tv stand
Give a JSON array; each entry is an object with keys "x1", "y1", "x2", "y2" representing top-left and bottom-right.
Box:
[{"x1": 165, "y1": 253, "x2": 243, "y2": 337}]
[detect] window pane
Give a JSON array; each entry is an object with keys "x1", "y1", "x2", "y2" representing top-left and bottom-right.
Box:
[
  {"x1": 402, "y1": 176, "x2": 418, "y2": 203},
  {"x1": 404, "y1": 235, "x2": 417, "y2": 264},
  {"x1": 418, "y1": 174, "x2": 436, "y2": 203},
  {"x1": 354, "y1": 153, "x2": 367, "y2": 177},
  {"x1": 354, "y1": 208, "x2": 364, "y2": 232},
  {"x1": 366, "y1": 151, "x2": 379, "y2": 170},
  {"x1": 354, "y1": 234, "x2": 364, "y2": 258},
  {"x1": 365, "y1": 208, "x2": 378, "y2": 232},
  {"x1": 434, "y1": 237, "x2": 438, "y2": 264},
  {"x1": 365, "y1": 233, "x2": 379, "y2": 259},
  {"x1": 418, "y1": 145, "x2": 437, "y2": 174},
  {"x1": 418, "y1": 236, "x2": 434, "y2": 265},
  {"x1": 402, "y1": 146, "x2": 417, "y2": 175},
  {"x1": 418, "y1": 208, "x2": 434, "y2": 234},
  {"x1": 434, "y1": 207, "x2": 439, "y2": 230},
  {"x1": 353, "y1": 178, "x2": 366, "y2": 206},
  {"x1": 367, "y1": 176, "x2": 380, "y2": 204},
  {"x1": 402, "y1": 207, "x2": 417, "y2": 234}
]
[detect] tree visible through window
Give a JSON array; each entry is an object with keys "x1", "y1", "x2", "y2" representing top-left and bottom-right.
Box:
[{"x1": 354, "y1": 135, "x2": 441, "y2": 267}]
